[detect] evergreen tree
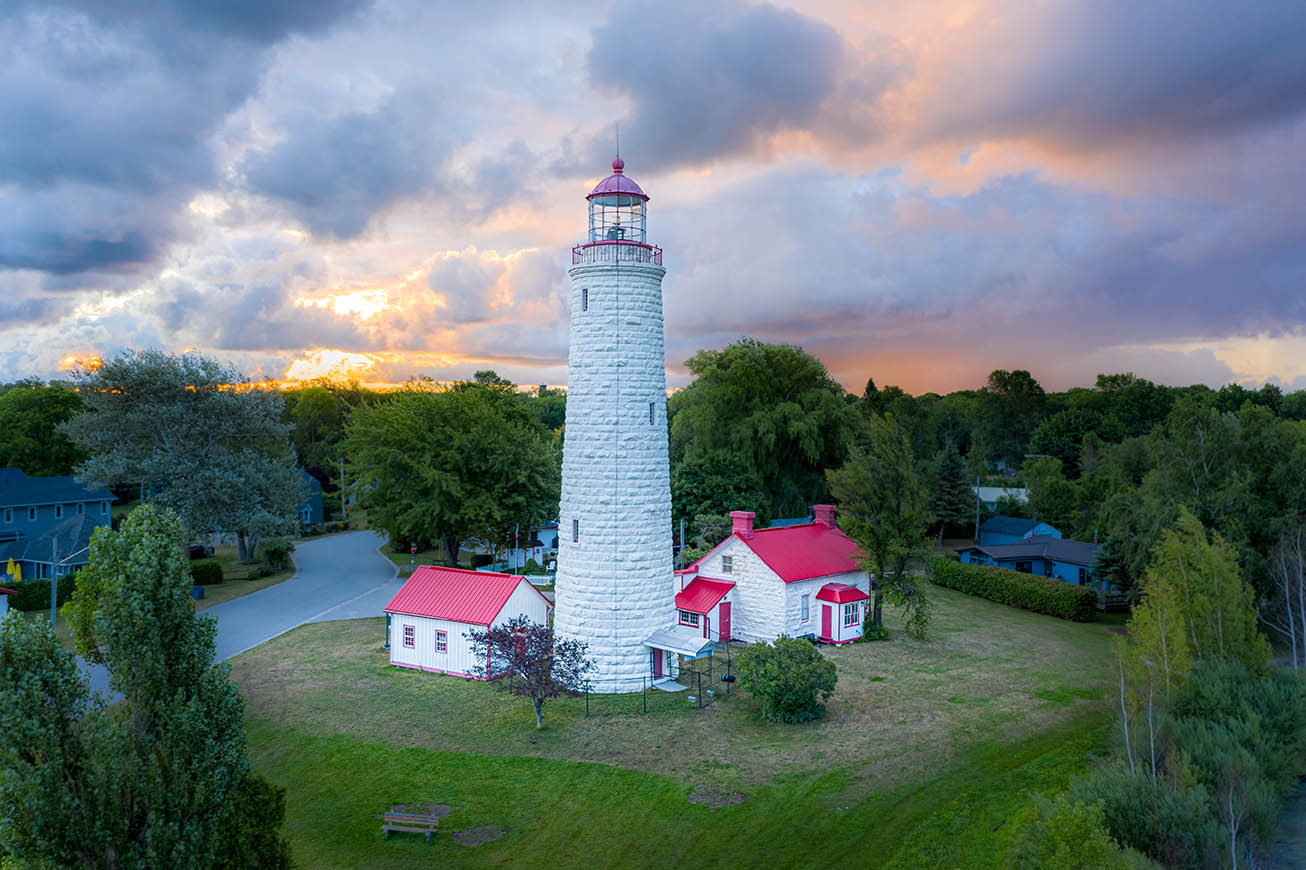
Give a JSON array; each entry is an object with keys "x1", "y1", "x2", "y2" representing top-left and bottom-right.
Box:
[{"x1": 929, "y1": 443, "x2": 973, "y2": 543}]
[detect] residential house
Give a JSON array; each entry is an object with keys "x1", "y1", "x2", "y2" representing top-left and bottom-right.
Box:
[
  {"x1": 384, "y1": 565, "x2": 552, "y2": 678},
  {"x1": 972, "y1": 486, "x2": 1029, "y2": 510},
  {"x1": 978, "y1": 515, "x2": 1061, "y2": 546},
  {"x1": 957, "y1": 536, "x2": 1103, "y2": 589},
  {"x1": 299, "y1": 470, "x2": 324, "y2": 527},
  {"x1": 669, "y1": 505, "x2": 871, "y2": 648},
  {"x1": 0, "y1": 469, "x2": 114, "y2": 580}
]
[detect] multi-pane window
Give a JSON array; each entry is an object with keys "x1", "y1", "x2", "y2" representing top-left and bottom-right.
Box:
[
  {"x1": 843, "y1": 603, "x2": 859, "y2": 627},
  {"x1": 581, "y1": 288, "x2": 588, "y2": 311},
  {"x1": 55, "y1": 505, "x2": 63, "y2": 519},
  {"x1": 679, "y1": 610, "x2": 699, "y2": 627},
  {"x1": 2, "y1": 508, "x2": 10, "y2": 523},
  {"x1": 435, "y1": 630, "x2": 448, "y2": 653},
  {"x1": 101, "y1": 502, "x2": 108, "y2": 515},
  {"x1": 77, "y1": 503, "x2": 84, "y2": 515},
  {"x1": 572, "y1": 519, "x2": 579, "y2": 542},
  {"x1": 403, "y1": 625, "x2": 415, "y2": 648},
  {"x1": 28, "y1": 508, "x2": 36, "y2": 521},
  {"x1": 801, "y1": 594, "x2": 810, "y2": 623},
  {"x1": 1078, "y1": 568, "x2": 1089, "y2": 585},
  {"x1": 721, "y1": 555, "x2": 733, "y2": 574}
]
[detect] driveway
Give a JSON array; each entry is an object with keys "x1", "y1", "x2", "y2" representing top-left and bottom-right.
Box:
[{"x1": 83, "y1": 531, "x2": 400, "y2": 696}]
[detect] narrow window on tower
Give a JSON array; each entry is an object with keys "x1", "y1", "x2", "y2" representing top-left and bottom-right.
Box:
[
  {"x1": 582, "y1": 288, "x2": 588, "y2": 311},
  {"x1": 649, "y1": 401, "x2": 655, "y2": 424},
  {"x1": 572, "y1": 519, "x2": 579, "y2": 542}
]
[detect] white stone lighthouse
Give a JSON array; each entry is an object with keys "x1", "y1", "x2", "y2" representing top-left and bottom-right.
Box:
[{"x1": 553, "y1": 157, "x2": 676, "y2": 692}]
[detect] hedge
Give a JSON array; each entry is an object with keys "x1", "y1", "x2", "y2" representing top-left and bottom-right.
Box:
[
  {"x1": 927, "y1": 556, "x2": 1097, "y2": 622},
  {"x1": 6, "y1": 575, "x2": 78, "y2": 612},
  {"x1": 189, "y1": 560, "x2": 225, "y2": 586}
]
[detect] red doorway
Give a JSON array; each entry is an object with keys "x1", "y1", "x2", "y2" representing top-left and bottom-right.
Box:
[
  {"x1": 718, "y1": 602, "x2": 731, "y2": 642},
  {"x1": 651, "y1": 649, "x2": 663, "y2": 678},
  {"x1": 821, "y1": 604, "x2": 832, "y2": 642}
]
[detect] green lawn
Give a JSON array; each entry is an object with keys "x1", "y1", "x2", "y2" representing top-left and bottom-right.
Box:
[{"x1": 230, "y1": 583, "x2": 1119, "y2": 866}]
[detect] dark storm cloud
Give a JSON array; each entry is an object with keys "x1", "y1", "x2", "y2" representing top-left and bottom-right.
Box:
[
  {"x1": 0, "y1": 1, "x2": 367, "y2": 275},
  {"x1": 585, "y1": 0, "x2": 899, "y2": 170},
  {"x1": 239, "y1": 98, "x2": 455, "y2": 239},
  {"x1": 930, "y1": 0, "x2": 1306, "y2": 149}
]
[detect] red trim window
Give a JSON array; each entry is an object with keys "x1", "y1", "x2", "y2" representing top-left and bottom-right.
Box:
[
  {"x1": 435, "y1": 630, "x2": 448, "y2": 653},
  {"x1": 843, "y1": 603, "x2": 859, "y2": 627},
  {"x1": 403, "y1": 624, "x2": 415, "y2": 648},
  {"x1": 678, "y1": 610, "x2": 699, "y2": 627}
]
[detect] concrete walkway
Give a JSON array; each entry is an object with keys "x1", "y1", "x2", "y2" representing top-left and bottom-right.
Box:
[{"x1": 83, "y1": 530, "x2": 400, "y2": 697}]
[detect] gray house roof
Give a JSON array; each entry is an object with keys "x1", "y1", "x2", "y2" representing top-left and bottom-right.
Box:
[
  {"x1": 961, "y1": 535, "x2": 1100, "y2": 567},
  {"x1": 0, "y1": 514, "x2": 101, "y2": 566},
  {"x1": 0, "y1": 468, "x2": 115, "y2": 509},
  {"x1": 980, "y1": 515, "x2": 1056, "y2": 537}
]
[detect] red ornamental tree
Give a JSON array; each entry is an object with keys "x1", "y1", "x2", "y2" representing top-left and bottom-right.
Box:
[{"x1": 466, "y1": 616, "x2": 595, "y2": 729}]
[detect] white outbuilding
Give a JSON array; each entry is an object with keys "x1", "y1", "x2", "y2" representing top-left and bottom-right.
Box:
[{"x1": 384, "y1": 566, "x2": 552, "y2": 679}]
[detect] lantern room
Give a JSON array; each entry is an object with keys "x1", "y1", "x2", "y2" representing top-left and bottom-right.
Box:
[{"x1": 575, "y1": 157, "x2": 662, "y2": 265}]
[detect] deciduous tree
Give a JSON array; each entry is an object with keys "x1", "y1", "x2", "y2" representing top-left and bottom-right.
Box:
[
  {"x1": 61, "y1": 350, "x2": 302, "y2": 559},
  {"x1": 0, "y1": 380, "x2": 86, "y2": 476},
  {"x1": 827, "y1": 414, "x2": 933, "y2": 640},
  {"x1": 466, "y1": 615, "x2": 594, "y2": 728}
]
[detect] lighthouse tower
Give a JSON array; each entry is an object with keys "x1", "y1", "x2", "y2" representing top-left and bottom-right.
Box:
[{"x1": 553, "y1": 157, "x2": 674, "y2": 692}]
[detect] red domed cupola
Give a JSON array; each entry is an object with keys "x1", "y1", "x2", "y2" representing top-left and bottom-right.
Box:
[{"x1": 574, "y1": 156, "x2": 662, "y2": 265}]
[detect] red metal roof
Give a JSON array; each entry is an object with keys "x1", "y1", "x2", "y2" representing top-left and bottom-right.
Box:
[
  {"x1": 589, "y1": 157, "x2": 648, "y2": 199},
  {"x1": 734, "y1": 522, "x2": 865, "y2": 583},
  {"x1": 383, "y1": 566, "x2": 550, "y2": 625},
  {"x1": 816, "y1": 582, "x2": 869, "y2": 604},
  {"x1": 674, "y1": 576, "x2": 734, "y2": 613}
]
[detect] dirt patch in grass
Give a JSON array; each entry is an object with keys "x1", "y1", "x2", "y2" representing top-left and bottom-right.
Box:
[
  {"x1": 688, "y1": 785, "x2": 748, "y2": 808},
  {"x1": 452, "y1": 824, "x2": 505, "y2": 846}
]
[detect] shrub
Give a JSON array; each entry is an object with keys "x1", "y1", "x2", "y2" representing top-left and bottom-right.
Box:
[
  {"x1": 6, "y1": 574, "x2": 78, "y2": 611},
  {"x1": 262, "y1": 538, "x2": 294, "y2": 572},
  {"x1": 189, "y1": 560, "x2": 224, "y2": 586},
  {"x1": 927, "y1": 556, "x2": 1097, "y2": 622},
  {"x1": 1072, "y1": 766, "x2": 1216, "y2": 867},
  {"x1": 736, "y1": 635, "x2": 837, "y2": 723},
  {"x1": 1008, "y1": 794, "x2": 1154, "y2": 869}
]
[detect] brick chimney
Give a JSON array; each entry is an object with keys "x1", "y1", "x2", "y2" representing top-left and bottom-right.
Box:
[
  {"x1": 813, "y1": 504, "x2": 837, "y2": 528},
  {"x1": 730, "y1": 510, "x2": 756, "y2": 540}
]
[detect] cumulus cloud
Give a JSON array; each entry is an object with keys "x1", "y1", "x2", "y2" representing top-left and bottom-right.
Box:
[
  {"x1": 923, "y1": 0, "x2": 1306, "y2": 151},
  {"x1": 0, "y1": 0, "x2": 366, "y2": 275},
  {"x1": 585, "y1": 0, "x2": 906, "y2": 170}
]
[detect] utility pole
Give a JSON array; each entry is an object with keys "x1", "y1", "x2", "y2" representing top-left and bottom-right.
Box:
[
  {"x1": 973, "y1": 475, "x2": 981, "y2": 543},
  {"x1": 339, "y1": 457, "x2": 346, "y2": 520},
  {"x1": 50, "y1": 541, "x2": 58, "y2": 624}
]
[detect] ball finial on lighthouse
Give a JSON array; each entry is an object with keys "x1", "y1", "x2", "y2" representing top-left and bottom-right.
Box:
[{"x1": 555, "y1": 159, "x2": 673, "y2": 691}]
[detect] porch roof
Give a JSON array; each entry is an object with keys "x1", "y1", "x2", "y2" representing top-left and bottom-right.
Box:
[
  {"x1": 674, "y1": 576, "x2": 734, "y2": 614},
  {"x1": 644, "y1": 625, "x2": 719, "y2": 660}
]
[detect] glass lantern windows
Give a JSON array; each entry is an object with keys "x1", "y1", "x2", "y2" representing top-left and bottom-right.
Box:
[{"x1": 588, "y1": 194, "x2": 647, "y2": 244}]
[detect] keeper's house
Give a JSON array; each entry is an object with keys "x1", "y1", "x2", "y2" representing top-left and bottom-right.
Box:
[
  {"x1": 384, "y1": 566, "x2": 551, "y2": 678},
  {"x1": 675, "y1": 505, "x2": 871, "y2": 645}
]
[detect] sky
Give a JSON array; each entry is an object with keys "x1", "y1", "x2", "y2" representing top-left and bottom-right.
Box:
[{"x1": 3, "y1": 0, "x2": 1305, "y2": 394}]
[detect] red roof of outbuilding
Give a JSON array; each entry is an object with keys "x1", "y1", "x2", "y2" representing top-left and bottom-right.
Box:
[
  {"x1": 816, "y1": 582, "x2": 869, "y2": 604},
  {"x1": 674, "y1": 576, "x2": 734, "y2": 614},
  {"x1": 735, "y1": 522, "x2": 864, "y2": 583},
  {"x1": 384, "y1": 566, "x2": 550, "y2": 625}
]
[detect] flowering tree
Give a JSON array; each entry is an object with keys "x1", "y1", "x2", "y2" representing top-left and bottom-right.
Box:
[{"x1": 466, "y1": 616, "x2": 594, "y2": 729}]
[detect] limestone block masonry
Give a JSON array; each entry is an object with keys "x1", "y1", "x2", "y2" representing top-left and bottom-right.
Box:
[{"x1": 554, "y1": 260, "x2": 675, "y2": 692}]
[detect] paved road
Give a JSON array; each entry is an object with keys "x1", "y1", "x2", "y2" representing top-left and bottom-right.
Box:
[{"x1": 83, "y1": 531, "x2": 400, "y2": 696}]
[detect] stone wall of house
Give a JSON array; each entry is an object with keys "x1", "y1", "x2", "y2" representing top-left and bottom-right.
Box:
[{"x1": 553, "y1": 260, "x2": 675, "y2": 692}]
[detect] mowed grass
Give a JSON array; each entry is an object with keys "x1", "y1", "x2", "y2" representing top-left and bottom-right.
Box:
[{"x1": 230, "y1": 583, "x2": 1119, "y2": 866}]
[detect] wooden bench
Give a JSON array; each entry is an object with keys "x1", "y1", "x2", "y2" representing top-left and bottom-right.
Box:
[{"x1": 376, "y1": 806, "x2": 440, "y2": 841}]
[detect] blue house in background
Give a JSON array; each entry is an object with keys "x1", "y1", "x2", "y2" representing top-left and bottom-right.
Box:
[
  {"x1": 957, "y1": 536, "x2": 1103, "y2": 589},
  {"x1": 299, "y1": 471, "x2": 324, "y2": 527},
  {"x1": 0, "y1": 468, "x2": 115, "y2": 580},
  {"x1": 978, "y1": 515, "x2": 1061, "y2": 546}
]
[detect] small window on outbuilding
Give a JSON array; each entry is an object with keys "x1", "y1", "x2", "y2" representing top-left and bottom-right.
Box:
[
  {"x1": 435, "y1": 630, "x2": 447, "y2": 653},
  {"x1": 101, "y1": 502, "x2": 108, "y2": 516},
  {"x1": 843, "y1": 603, "x2": 859, "y2": 627},
  {"x1": 403, "y1": 625, "x2": 415, "y2": 648},
  {"x1": 679, "y1": 610, "x2": 699, "y2": 627}
]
